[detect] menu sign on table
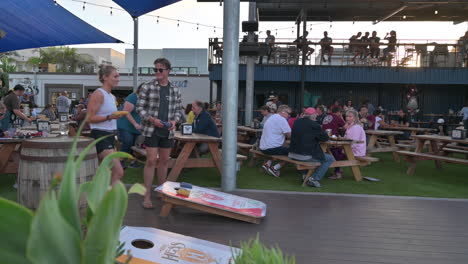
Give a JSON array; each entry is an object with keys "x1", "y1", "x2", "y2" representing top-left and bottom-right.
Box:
[
  {"x1": 117, "y1": 226, "x2": 239, "y2": 264},
  {"x1": 155, "y1": 181, "x2": 267, "y2": 218}
]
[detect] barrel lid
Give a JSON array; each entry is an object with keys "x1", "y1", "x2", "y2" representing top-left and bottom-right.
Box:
[{"x1": 22, "y1": 136, "x2": 94, "y2": 149}]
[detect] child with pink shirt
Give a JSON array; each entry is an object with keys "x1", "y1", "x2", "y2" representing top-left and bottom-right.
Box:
[{"x1": 345, "y1": 110, "x2": 366, "y2": 157}]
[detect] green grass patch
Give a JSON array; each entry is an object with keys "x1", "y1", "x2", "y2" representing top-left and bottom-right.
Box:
[{"x1": 2, "y1": 153, "x2": 468, "y2": 201}]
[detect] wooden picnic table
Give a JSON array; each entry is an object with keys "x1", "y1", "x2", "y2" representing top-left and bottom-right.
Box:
[
  {"x1": 365, "y1": 130, "x2": 404, "y2": 162},
  {"x1": 237, "y1": 125, "x2": 263, "y2": 134},
  {"x1": 398, "y1": 135, "x2": 468, "y2": 175},
  {"x1": 383, "y1": 126, "x2": 437, "y2": 136},
  {"x1": 318, "y1": 139, "x2": 368, "y2": 182},
  {"x1": 0, "y1": 138, "x2": 24, "y2": 174},
  {"x1": 166, "y1": 131, "x2": 222, "y2": 182},
  {"x1": 0, "y1": 135, "x2": 59, "y2": 174}
]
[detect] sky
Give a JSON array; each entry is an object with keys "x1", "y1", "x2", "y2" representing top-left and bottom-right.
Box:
[{"x1": 57, "y1": 0, "x2": 468, "y2": 53}]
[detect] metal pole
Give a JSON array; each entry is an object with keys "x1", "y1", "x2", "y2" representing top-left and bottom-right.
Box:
[
  {"x1": 221, "y1": 0, "x2": 240, "y2": 192},
  {"x1": 132, "y1": 17, "x2": 139, "y2": 92},
  {"x1": 245, "y1": 1, "x2": 256, "y2": 126},
  {"x1": 300, "y1": 9, "x2": 307, "y2": 111}
]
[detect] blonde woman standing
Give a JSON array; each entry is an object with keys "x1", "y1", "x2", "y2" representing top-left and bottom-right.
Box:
[{"x1": 87, "y1": 65, "x2": 125, "y2": 185}]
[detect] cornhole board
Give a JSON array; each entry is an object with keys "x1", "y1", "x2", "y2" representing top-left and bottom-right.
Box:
[
  {"x1": 155, "y1": 181, "x2": 267, "y2": 224},
  {"x1": 116, "y1": 226, "x2": 239, "y2": 264}
]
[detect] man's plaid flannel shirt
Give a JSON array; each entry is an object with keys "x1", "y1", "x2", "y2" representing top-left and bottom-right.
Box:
[{"x1": 136, "y1": 79, "x2": 182, "y2": 137}]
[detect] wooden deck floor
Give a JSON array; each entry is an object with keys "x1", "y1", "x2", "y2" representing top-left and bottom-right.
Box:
[{"x1": 124, "y1": 189, "x2": 468, "y2": 264}]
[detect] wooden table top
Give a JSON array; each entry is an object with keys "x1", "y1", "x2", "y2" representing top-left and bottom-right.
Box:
[
  {"x1": 324, "y1": 140, "x2": 363, "y2": 146},
  {"x1": 384, "y1": 126, "x2": 436, "y2": 132},
  {"x1": 0, "y1": 138, "x2": 26, "y2": 144},
  {"x1": 237, "y1": 126, "x2": 263, "y2": 133},
  {"x1": 412, "y1": 134, "x2": 468, "y2": 144},
  {"x1": 365, "y1": 130, "x2": 404, "y2": 136},
  {"x1": 174, "y1": 131, "x2": 222, "y2": 142}
]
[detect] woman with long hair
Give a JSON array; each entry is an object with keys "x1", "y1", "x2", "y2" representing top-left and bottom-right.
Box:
[
  {"x1": 345, "y1": 110, "x2": 366, "y2": 157},
  {"x1": 87, "y1": 65, "x2": 125, "y2": 185}
]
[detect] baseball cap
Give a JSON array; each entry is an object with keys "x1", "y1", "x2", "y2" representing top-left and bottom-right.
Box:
[{"x1": 304, "y1": 107, "x2": 316, "y2": 115}]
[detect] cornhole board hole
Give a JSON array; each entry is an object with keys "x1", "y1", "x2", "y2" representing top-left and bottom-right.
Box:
[
  {"x1": 116, "y1": 226, "x2": 240, "y2": 264},
  {"x1": 155, "y1": 181, "x2": 267, "y2": 224}
]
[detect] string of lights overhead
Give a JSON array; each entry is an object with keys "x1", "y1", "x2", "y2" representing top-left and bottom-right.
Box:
[{"x1": 54, "y1": 0, "x2": 328, "y2": 36}]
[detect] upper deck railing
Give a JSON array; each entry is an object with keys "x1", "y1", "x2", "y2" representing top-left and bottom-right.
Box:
[{"x1": 209, "y1": 38, "x2": 468, "y2": 68}]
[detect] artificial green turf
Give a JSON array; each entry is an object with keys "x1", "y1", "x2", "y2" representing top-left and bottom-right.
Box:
[{"x1": 2, "y1": 153, "x2": 468, "y2": 202}]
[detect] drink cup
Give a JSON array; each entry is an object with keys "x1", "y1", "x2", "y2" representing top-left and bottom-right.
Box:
[{"x1": 326, "y1": 129, "x2": 332, "y2": 136}]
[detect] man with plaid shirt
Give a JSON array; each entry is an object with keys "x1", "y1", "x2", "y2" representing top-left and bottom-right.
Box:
[{"x1": 137, "y1": 58, "x2": 182, "y2": 209}]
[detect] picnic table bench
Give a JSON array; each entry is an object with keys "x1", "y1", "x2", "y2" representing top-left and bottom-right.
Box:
[
  {"x1": 396, "y1": 134, "x2": 468, "y2": 175},
  {"x1": 250, "y1": 140, "x2": 378, "y2": 185},
  {"x1": 365, "y1": 130, "x2": 404, "y2": 162}
]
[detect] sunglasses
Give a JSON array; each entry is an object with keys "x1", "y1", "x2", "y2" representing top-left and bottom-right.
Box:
[{"x1": 153, "y1": 68, "x2": 168, "y2": 73}]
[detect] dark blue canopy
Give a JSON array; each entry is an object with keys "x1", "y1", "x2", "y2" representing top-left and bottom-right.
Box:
[
  {"x1": 113, "y1": 0, "x2": 181, "y2": 18},
  {"x1": 0, "y1": 0, "x2": 122, "y2": 53}
]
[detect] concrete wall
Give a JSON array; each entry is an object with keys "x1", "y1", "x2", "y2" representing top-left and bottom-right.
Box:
[
  {"x1": 8, "y1": 73, "x2": 210, "y2": 108},
  {"x1": 124, "y1": 49, "x2": 208, "y2": 74}
]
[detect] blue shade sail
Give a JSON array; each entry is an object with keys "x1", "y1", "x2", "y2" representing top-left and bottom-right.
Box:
[
  {"x1": 112, "y1": 0, "x2": 182, "y2": 18},
  {"x1": 0, "y1": 0, "x2": 123, "y2": 53}
]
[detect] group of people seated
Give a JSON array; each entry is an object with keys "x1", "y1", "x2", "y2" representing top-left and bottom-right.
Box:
[
  {"x1": 255, "y1": 97, "x2": 418, "y2": 187},
  {"x1": 256, "y1": 99, "x2": 372, "y2": 188}
]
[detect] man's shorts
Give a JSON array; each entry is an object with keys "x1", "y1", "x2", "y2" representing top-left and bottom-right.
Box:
[
  {"x1": 90, "y1": 129, "x2": 116, "y2": 153},
  {"x1": 144, "y1": 133, "x2": 174, "y2": 148},
  {"x1": 261, "y1": 146, "x2": 289, "y2": 156}
]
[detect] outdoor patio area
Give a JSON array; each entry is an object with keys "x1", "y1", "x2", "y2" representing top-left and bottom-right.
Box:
[{"x1": 124, "y1": 188, "x2": 468, "y2": 264}]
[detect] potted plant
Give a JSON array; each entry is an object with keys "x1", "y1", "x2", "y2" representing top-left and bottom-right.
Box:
[{"x1": 0, "y1": 122, "x2": 144, "y2": 264}]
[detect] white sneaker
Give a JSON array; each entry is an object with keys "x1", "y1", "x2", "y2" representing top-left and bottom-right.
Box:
[{"x1": 267, "y1": 166, "x2": 281, "y2": 178}]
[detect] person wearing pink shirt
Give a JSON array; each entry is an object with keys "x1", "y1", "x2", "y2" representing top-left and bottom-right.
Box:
[{"x1": 345, "y1": 110, "x2": 367, "y2": 157}]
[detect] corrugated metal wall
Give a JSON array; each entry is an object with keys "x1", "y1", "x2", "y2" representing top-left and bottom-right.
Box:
[{"x1": 210, "y1": 65, "x2": 468, "y2": 85}]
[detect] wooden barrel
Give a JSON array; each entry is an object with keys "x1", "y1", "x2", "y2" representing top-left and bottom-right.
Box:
[{"x1": 18, "y1": 137, "x2": 98, "y2": 209}]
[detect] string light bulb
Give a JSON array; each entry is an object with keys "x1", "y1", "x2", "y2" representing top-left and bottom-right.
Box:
[
  {"x1": 177, "y1": 20, "x2": 179, "y2": 27},
  {"x1": 110, "y1": 7, "x2": 113, "y2": 16},
  {"x1": 214, "y1": 26, "x2": 216, "y2": 33},
  {"x1": 434, "y1": 9, "x2": 438, "y2": 15},
  {"x1": 157, "y1": 16, "x2": 159, "y2": 23},
  {"x1": 83, "y1": 2, "x2": 86, "y2": 11},
  {"x1": 403, "y1": 15, "x2": 406, "y2": 19},
  {"x1": 54, "y1": 0, "x2": 58, "y2": 6},
  {"x1": 197, "y1": 23, "x2": 199, "y2": 30}
]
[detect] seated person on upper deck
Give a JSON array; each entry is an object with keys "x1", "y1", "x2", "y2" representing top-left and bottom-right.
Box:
[
  {"x1": 294, "y1": 31, "x2": 315, "y2": 59},
  {"x1": 288, "y1": 107, "x2": 333, "y2": 188},
  {"x1": 319, "y1": 31, "x2": 334, "y2": 63},
  {"x1": 192, "y1": 100, "x2": 220, "y2": 154}
]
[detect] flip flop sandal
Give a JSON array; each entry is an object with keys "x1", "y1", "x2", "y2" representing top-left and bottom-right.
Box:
[{"x1": 142, "y1": 200, "x2": 154, "y2": 209}]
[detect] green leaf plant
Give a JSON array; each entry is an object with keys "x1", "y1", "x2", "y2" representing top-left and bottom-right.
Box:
[
  {"x1": 0, "y1": 117, "x2": 143, "y2": 264},
  {"x1": 232, "y1": 234, "x2": 296, "y2": 264}
]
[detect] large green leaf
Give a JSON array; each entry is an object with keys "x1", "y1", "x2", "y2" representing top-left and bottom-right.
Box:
[
  {"x1": 27, "y1": 192, "x2": 82, "y2": 264},
  {"x1": 0, "y1": 198, "x2": 33, "y2": 264},
  {"x1": 86, "y1": 152, "x2": 131, "y2": 213},
  {"x1": 57, "y1": 161, "x2": 81, "y2": 236},
  {"x1": 83, "y1": 182, "x2": 128, "y2": 264}
]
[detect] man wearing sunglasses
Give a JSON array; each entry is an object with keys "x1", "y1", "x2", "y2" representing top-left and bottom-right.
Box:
[{"x1": 136, "y1": 58, "x2": 183, "y2": 209}]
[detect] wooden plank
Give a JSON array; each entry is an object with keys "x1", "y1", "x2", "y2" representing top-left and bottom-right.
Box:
[
  {"x1": 388, "y1": 135, "x2": 400, "y2": 163},
  {"x1": 173, "y1": 131, "x2": 222, "y2": 143},
  {"x1": 166, "y1": 142, "x2": 196, "y2": 182},
  {"x1": 355, "y1": 156, "x2": 380, "y2": 162},
  {"x1": 343, "y1": 144, "x2": 363, "y2": 181},
  {"x1": 367, "y1": 146, "x2": 399, "y2": 153},
  {"x1": 396, "y1": 151, "x2": 468, "y2": 165},
  {"x1": 0, "y1": 143, "x2": 18, "y2": 174},
  {"x1": 442, "y1": 148, "x2": 468, "y2": 155},
  {"x1": 160, "y1": 195, "x2": 261, "y2": 224}
]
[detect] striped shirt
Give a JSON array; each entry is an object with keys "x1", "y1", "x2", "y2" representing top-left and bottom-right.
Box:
[{"x1": 136, "y1": 79, "x2": 182, "y2": 137}]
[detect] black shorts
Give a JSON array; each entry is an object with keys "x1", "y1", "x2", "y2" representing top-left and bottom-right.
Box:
[
  {"x1": 90, "y1": 129, "x2": 116, "y2": 153},
  {"x1": 144, "y1": 133, "x2": 174, "y2": 149}
]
